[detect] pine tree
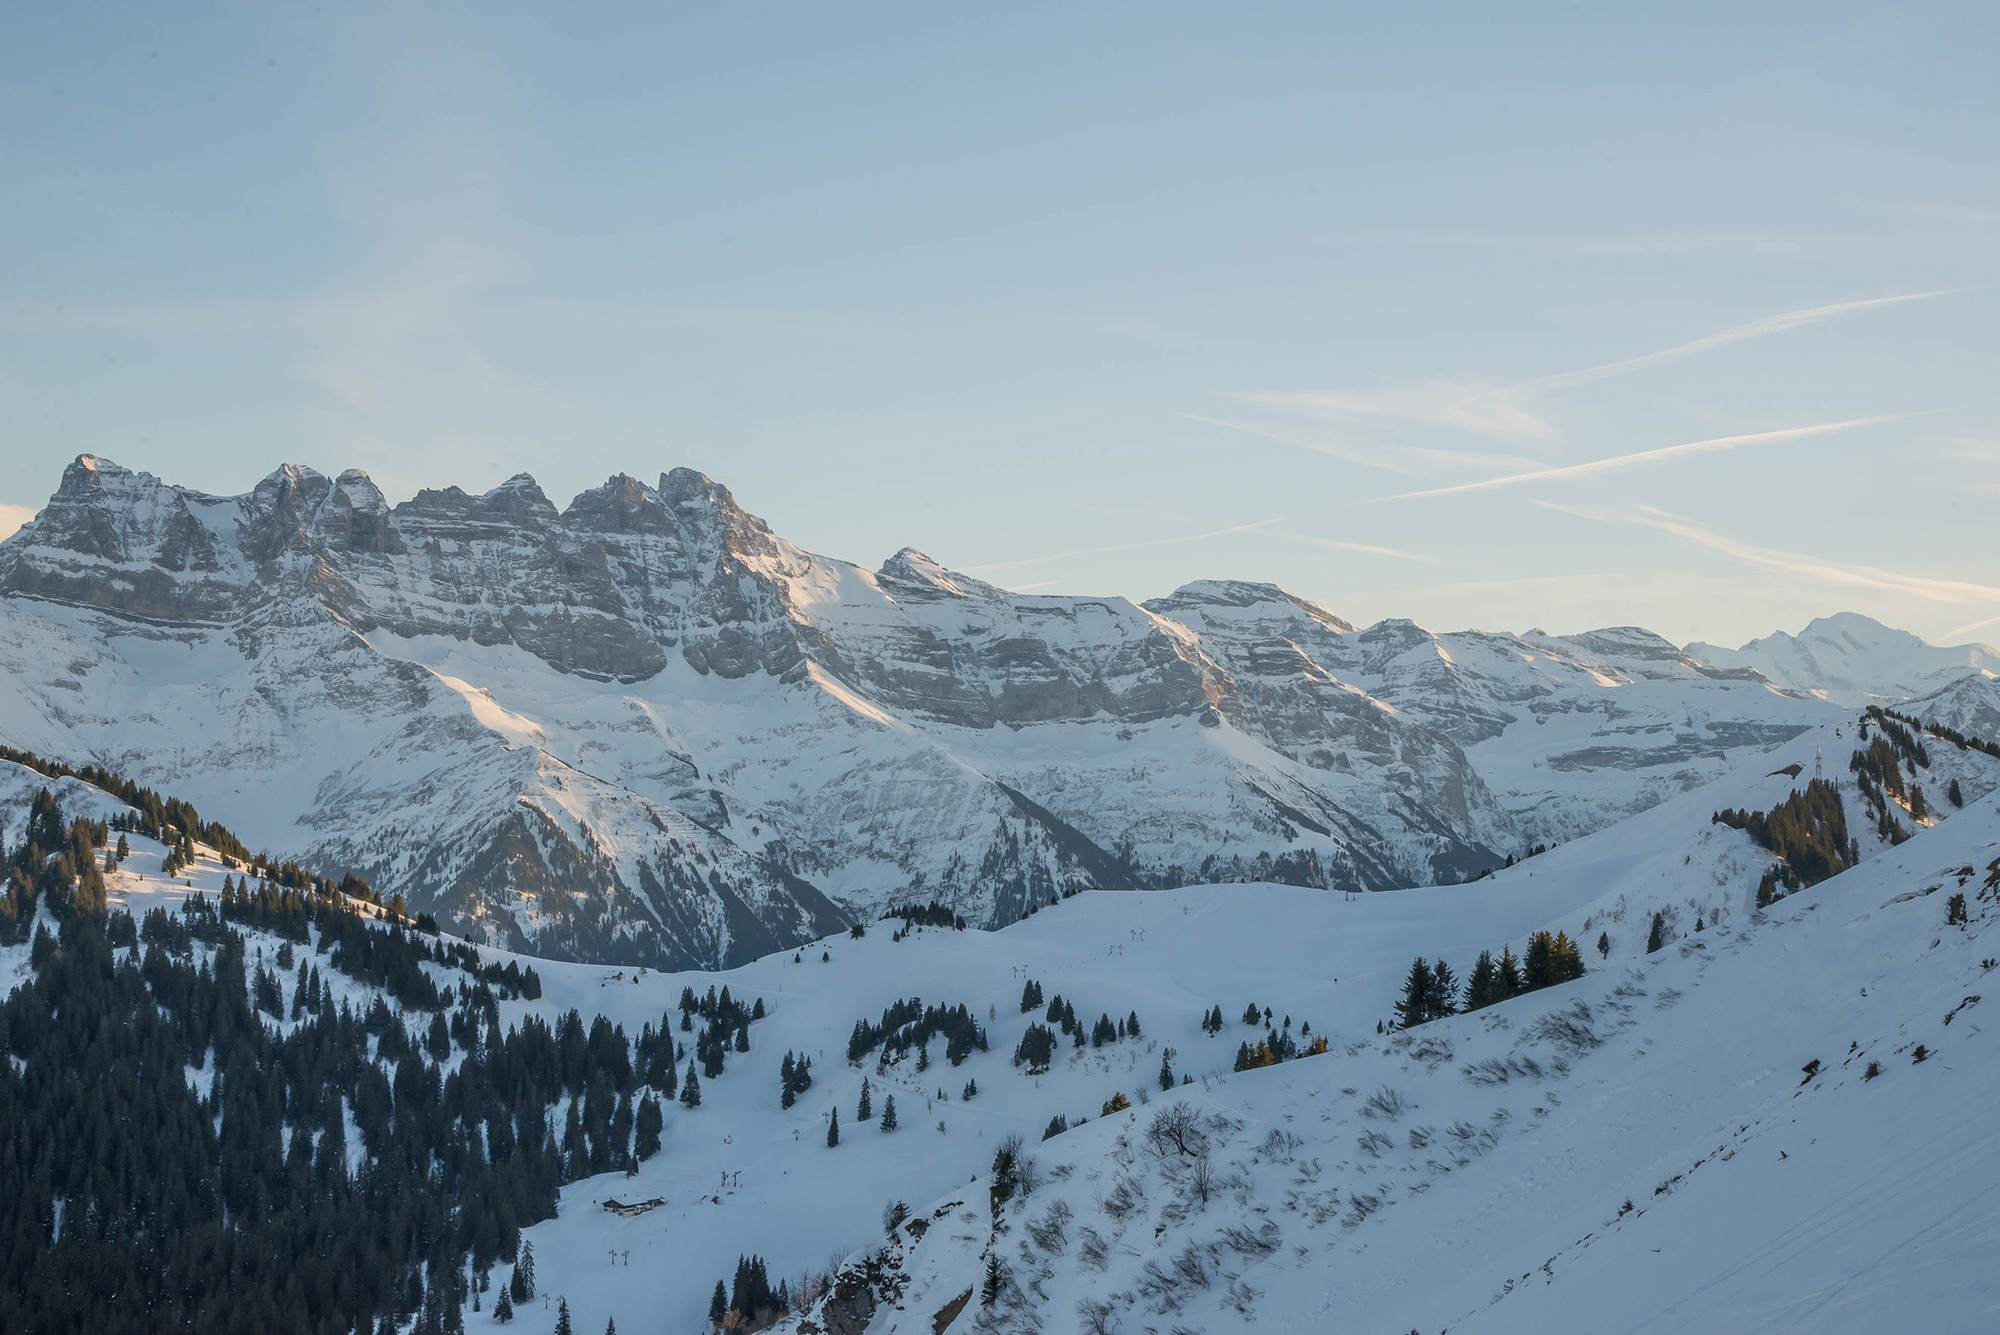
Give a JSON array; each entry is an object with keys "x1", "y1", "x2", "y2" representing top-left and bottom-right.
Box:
[
  {"x1": 519, "y1": 1243, "x2": 535, "y2": 1300},
  {"x1": 494, "y1": 1288, "x2": 513, "y2": 1323},
  {"x1": 1647, "y1": 912, "x2": 1666, "y2": 953},
  {"x1": 1523, "y1": 931, "x2": 1555, "y2": 990},
  {"x1": 605, "y1": 1320, "x2": 616, "y2": 1335},
  {"x1": 1463, "y1": 950, "x2": 1498, "y2": 1011},
  {"x1": 709, "y1": 1281, "x2": 727, "y2": 1325},
  {"x1": 880, "y1": 1094, "x2": 897, "y2": 1131},
  {"x1": 1242, "y1": 1001, "x2": 1261, "y2": 1026},
  {"x1": 962, "y1": 1078, "x2": 977, "y2": 1100},
  {"x1": 981, "y1": 1254, "x2": 1005, "y2": 1305},
  {"x1": 1427, "y1": 959, "x2": 1458, "y2": 1021},
  {"x1": 1393, "y1": 956, "x2": 1431, "y2": 1029},
  {"x1": 634, "y1": 1095, "x2": 662, "y2": 1161},
  {"x1": 826, "y1": 1106, "x2": 840, "y2": 1147},
  {"x1": 554, "y1": 1298, "x2": 572, "y2": 1335},
  {"x1": 1496, "y1": 945, "x2": 1522, "y2": 998},
  {"x1": 1126, "y1": 1009, "x2": 1141, "y2": 1038},
  {"x1": 1596, "y1": 930, "x2": 1610, "y2": 959},
  {"x1": 680, "y1": 1060, "x2": 701, "y2": 1108},
  {"x1": 1948, "y1": 777, "x2": 1964, "y2": 807},
  {"x1": 1159, "y1": 1050, "x2": 1175, "y2": 1090},
  {"x1": 857, "y1": 1077, "x2": 872, "y2": 1121}
]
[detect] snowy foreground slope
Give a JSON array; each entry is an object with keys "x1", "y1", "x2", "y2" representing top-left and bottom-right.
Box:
[
  {"x1": 0, "y1": 714, "x2": 1995, "y2": 1331},
  {"x1": 761, "y1": 729, "x2": 2000, "y2": 1335},
  {"x1": 0, "y1": 455, "x2": 1865, "y2": 966}
]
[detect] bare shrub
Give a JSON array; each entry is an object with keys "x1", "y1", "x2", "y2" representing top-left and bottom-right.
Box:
[
  {"x1": 1343, "y1": 1190, "x2": 1383, "y2": 1227},
  {"x1": 1169, "y1": 1242, "x2": 1213, "y2": 1289},
  {"x1": 1221, "y1": 1222, "x2": 1281, "y2": 1258},
  {"x1": 1077, "y1": 1227, "x2": 1109, "y2": 1271},
  {"x1": 1357, "y1": 1129, "x2": 1394, "y2": 1158},
  {"x1": 1186, "y1": 1152, "x2": 1216, "y2": 1205},
  {"x1": 1025, "y1": 1200, "x2": 1071, "y2": 1254},
  {"x1": 1145, "y1": 1104, "x2": 1208, "y2": 1160},
  {"x1": 1076, "y1": 1297, "x2": 1119, "y2": 1335},
  {"x1": 1361, "y1": 1085, "x2": 1409, "y2": 1119},
  {"x1": 1531, "y1": 1001, "x2": 1603, "y2": 1055},
  {"x1": 1462, "y1": 1054, "x2": 1544, "y2": 1085},
  {"x1": 1100, "y1": 1176, "x2": 1143, "y2": 1221}
]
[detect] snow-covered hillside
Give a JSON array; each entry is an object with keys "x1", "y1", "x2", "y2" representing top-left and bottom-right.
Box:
[
  {"x1": 2, "y1": 708, "x2": 1995, "y2": 1333},
  {"x1": 1687, "y1": 612, "x2": 2000, "y2": 707},
  {"x1": 0, "y1": 456, "x2": 1858, "y2": 966}
]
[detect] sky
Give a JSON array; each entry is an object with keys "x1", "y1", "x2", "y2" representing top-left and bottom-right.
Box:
[{"x1": 1, "y1": 2, "x2": 1996, "y2": 648}]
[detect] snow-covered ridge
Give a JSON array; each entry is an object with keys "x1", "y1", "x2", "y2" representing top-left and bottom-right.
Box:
[
  {"x1": 0, "y1": 456, "x2": 1984, "y2": 967},
  {"x1": 1687, "y1": 611, "x2": 2000, "y2": 708}
]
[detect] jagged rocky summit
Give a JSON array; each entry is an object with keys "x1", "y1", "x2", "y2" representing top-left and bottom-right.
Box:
[{"x1": 0, "y1": 454, "x2": 1932, "y2": 968}]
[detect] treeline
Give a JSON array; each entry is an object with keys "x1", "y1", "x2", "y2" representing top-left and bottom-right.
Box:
[
  {"x1": 707, "y1": 1255, "x2": 787, "y2": 1332},
  {"x1": 1395, "y1": 930, "x2": 1586, "y2": 1029},
  {"x1": 881, "y1": 900, "x2": 966, "y2": 931},
  {"x1": 1712, "y1": 777, "x2": 1855, "y2": 906},
  {"x1": 216, "y1": 874, "x2": 541, "y2": 1006},
  {"x1": 1, "y1": 788, "x2": 108, "y2": 940},
  {"x1": 672, "y1": 985, "x2": 765, "y2": 1087},
  {"x1": 0, "y1": 793, "x2": 688, "y2": 1335},
  {"x1": 1869, "y1": 704, "x2": 1999, "y2": 761},
  {"x1": 845, "y1": 996, "x2": 988, "y2": 1068}
]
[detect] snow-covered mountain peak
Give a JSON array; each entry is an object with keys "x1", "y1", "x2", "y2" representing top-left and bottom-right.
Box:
[
  {"x1": 876, "y1": 547, "x2": 1006, "y2": 601},
  {"x1": 1687, "y1": 612, "x2": 2000, "y2": 706},
  {"x1": 1142, "y1": 579, "x2": 1357, "y2": 637}
]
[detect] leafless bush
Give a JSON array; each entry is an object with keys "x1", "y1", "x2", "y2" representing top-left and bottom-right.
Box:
[
  {"x1": 1076, "y1": 1297, "x2": 1119, "y2": 1335},
  {"x1": 1136, "y1": 1260, "x2": 1185, "y2": 1313},
  {"x1": 1221, "y1": 1221, "x2": 1282, "y2": 1258},
  {"x1": 1462, "y1": 1054, "x2": 1545, "y2": 1085},
  {"x1": 1170, "y1": 1242, "x2": 1213, "y2": 1289},
  {"x1": 1361, "y1": 1085, "x2": 1409, "y2": 1119},
  {"x1": 1077, "y1": 1227, "x2": 1109, "y2": 1271},
  {"x1": 1258, "y1": 1127, "x2": 1303, "y2": 1160},
  {"x1": 1357, "y1": 1129, "x2": 1395, "y2": 1158},
  {"x1": 1146, "y1": 1104, "x2": 1208, "y2": 1160},
  {"x1": 1100, "y1": 1175, "x2": 1143, "y2": 1221},
  {"x1": 1343, "y1": 1190, "x2": 1383, "y2": 1227},
  {"x1": 1025, "y1": 1200, "x2": 1071, "y2": 1254},
  {"x1": 1531, "y1": 1001, "x2": 1603, "y2": 1055},
  {"x1": 1186, "y1": 1152, "x2": 1216, "y2": 1205}
]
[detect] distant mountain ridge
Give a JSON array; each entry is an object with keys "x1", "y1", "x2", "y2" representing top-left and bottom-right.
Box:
[
  {"x1": 0, "y1": 455, "x2": 1979, "y2": 968},
  {"x1": 1686, "y1": 612, "x2": 2000, "y2": 708}
]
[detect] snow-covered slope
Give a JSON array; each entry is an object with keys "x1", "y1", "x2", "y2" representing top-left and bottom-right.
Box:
[
  {"x1": 0, "y1": 456, "x2": 1841, "y2": 964},
  {"x1": 3, "y1": 712, "x2": 1995, "y2": 1333},
  {"x1": 1687, "y1": 612, "x2": 2000, "y2": 707},
  {"x1": 760, "y1": 728, "x2": 2000, "y2": 1335}
]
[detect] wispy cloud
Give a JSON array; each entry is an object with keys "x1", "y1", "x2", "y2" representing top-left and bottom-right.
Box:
[
  {"x1": 963, "y1": 517, "x2": 1285, "y2": 574},
  {"x1": 1384, "y1": 415, "x2": 1904, "y2": 501},
  {"x1": 1229, "y1": 287, "x2": 1964, "y2": 444},
  {"x1": 1184, "y1": 413, "x2": 1548, "y2": 476},
  {"x1": 1523, "y1": 290, "x2": 1966, "y2": 394},
  {"x1": 1266, "y1": 529, "x2": 1442, "y2": 564},
  {"x1": 1944, "y1": 613, "x2": 2000, "y2": 641},
  {"x1": 1541, "y1": 501, "x2": 2000, "y2": 608}
]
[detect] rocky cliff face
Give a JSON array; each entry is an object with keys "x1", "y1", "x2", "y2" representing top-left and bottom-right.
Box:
[{"x1": 0, "y1": 456, "x2": 1848, "y2": 965}]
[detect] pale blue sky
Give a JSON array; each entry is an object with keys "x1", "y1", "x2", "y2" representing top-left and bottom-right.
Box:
[{"x1": 2, "y1": 2, "x2": 1996, "y2": 646}]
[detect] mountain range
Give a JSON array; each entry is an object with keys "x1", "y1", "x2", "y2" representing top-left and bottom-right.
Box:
[{"x1": 1, "y1": 455, "x2": 1994, "y2": 968}]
